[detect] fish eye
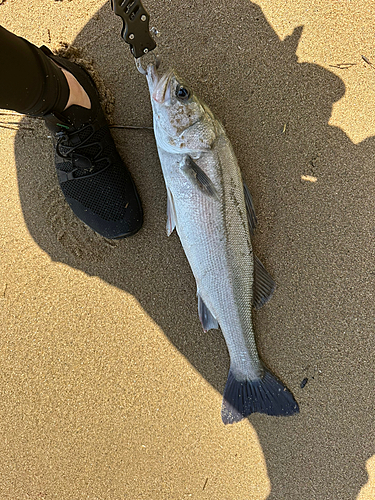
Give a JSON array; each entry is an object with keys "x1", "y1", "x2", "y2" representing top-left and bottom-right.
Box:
[{"x1": 176, "y1": 85, "x2": 190, "y2": 101}]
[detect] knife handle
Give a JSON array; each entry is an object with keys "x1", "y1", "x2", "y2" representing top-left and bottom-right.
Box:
[{"x1": 110, "y1": 0, "x2": 156, "y2": 58}]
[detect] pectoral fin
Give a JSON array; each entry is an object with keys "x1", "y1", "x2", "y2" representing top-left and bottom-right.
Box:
[
  {"x1": 197, "y1": 293, "x2": 219, "y2": 332},
  {"x1": 253, "y1": 256, "x2": 276, "y2": 309},
  {"x1": 166, "y1": 187, "x2": 177, "y2": 236},
  {"x1": 243, "y1": 182, "x2": 257, "y2": 234},
  {"x1": 181, "y1": 156, "x2": 219, "y2": 200}
]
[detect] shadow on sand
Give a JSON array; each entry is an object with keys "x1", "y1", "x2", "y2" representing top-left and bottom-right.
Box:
[{"x1": 14, "y1": 2, "x2": 375, "y2": 498}]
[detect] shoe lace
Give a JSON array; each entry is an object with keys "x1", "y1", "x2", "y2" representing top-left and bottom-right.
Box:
[{"x1": 56, "y1": 123, "x2": 111, "y2": 175}]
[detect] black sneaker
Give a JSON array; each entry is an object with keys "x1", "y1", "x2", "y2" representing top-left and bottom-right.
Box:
[{"x1": 41, "y1": 49, "x2": 143, "y2": 239}]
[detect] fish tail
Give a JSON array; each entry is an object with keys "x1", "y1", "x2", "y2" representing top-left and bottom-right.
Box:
[{"x1": 221, "y1": 368, "x2": 299, "y2": 424}]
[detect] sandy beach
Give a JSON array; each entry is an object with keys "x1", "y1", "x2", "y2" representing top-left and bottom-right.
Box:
[{"x1": 0, "y1": 1, "x2": 375, "y2": 498}]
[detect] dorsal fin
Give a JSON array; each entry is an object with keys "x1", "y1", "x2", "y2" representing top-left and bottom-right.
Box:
[
  {"x1": 243, "y1": 182, "x2": 257, "y2": 234},
  {"x1": 253, "y1": 256, "x2": 276, "y2": 309}
]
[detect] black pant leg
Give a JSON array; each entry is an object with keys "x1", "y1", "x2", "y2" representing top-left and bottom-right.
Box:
[{"x1": 0, "y1": 25, "x2": 69, "y2": 115}]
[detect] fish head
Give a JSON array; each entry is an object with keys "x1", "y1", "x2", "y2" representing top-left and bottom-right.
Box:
[{"x1": 146, "y1": 65, "x2": 217, "y2": 153}]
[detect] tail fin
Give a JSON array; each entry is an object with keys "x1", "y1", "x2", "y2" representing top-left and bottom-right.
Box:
[{"x1": 221, "y1": 368, "x2": 299, "y2": 425}]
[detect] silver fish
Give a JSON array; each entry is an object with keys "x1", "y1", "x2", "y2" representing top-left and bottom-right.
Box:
[{"x1": 144, "y1": 63, "x2": 299, "y2": 424}]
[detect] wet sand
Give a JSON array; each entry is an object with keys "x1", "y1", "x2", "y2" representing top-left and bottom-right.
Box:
[{"x1": 0, "y1": 1, "x2": 375, "y2": 498}]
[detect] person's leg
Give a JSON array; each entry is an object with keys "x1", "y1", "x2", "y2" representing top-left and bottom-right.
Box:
[
  {"x1": 0, "y1": 25, "x2": 143, "y2": 238},
  {"x1": 0, "y1": 25, "x2": 70, "y2": 114},
  {"x1": 0, "y1": 25, "x2": 91, "y2": 113},
  {"x1": 58, "y1": 65, "x2": 91, "y2": 111}
]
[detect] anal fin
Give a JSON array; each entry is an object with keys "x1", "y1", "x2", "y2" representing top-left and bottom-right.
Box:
[{"x1": 197, "y1": 293, "x2": 219, "y2": 332}]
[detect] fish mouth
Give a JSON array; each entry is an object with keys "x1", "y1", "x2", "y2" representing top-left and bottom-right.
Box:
[{"x1": 150, "y1": 69, "x2": 174, "y2": 104}]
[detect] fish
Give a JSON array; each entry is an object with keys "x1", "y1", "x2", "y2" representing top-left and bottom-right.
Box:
[{"x1": 143, "y1": 62, "x2": 299, "y2": 424}]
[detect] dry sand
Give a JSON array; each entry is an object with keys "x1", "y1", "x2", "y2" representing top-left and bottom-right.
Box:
[{"x1": 0, "y1": 1, "x2": 375, "y2": 498}]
